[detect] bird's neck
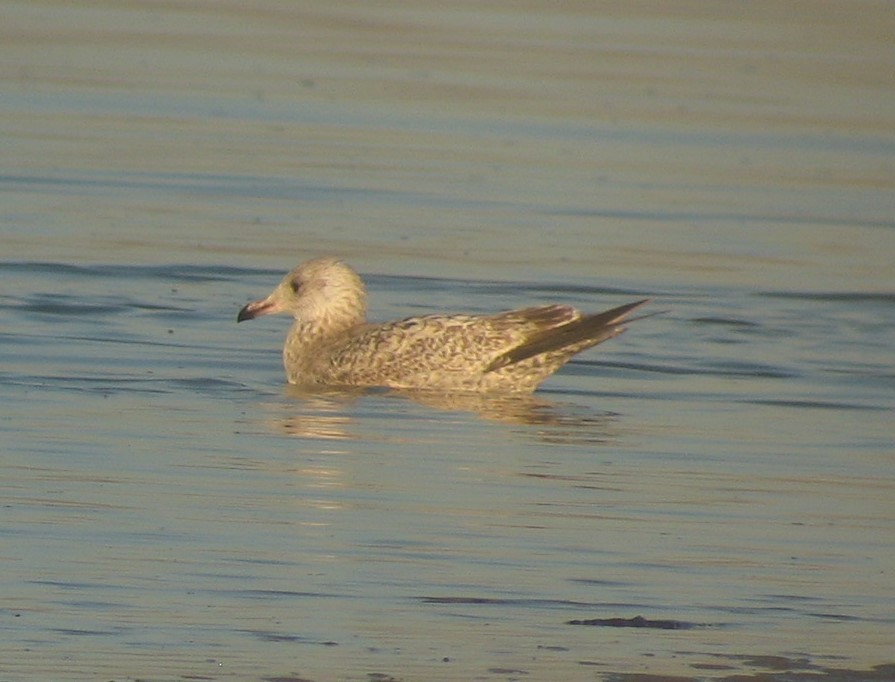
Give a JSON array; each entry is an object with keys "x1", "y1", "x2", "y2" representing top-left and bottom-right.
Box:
[{"x1": 283, "y1": 312, "x2": 364, "y2": 384}]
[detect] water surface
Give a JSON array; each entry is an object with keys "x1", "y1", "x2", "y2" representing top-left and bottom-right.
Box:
[{"x1": 2, "y1": 2, "x2": 893, "y2": 681}]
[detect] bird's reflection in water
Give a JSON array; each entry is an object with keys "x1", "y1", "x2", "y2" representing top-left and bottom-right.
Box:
[
  {"x1": 274, "y1": 384, "x2": 624, "y2": 445},
  {"x1": 272, "y1": 385, "x2": 368, "y2": 441}
]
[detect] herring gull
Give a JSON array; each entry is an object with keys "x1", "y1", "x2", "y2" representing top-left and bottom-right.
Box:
[{"x1": 237, "y1": 257, "x2": 649, "y2": 393}]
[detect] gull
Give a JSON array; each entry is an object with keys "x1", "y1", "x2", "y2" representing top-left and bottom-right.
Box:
[{"x1": 237, "y1": 257, "x2": 648, "y2": 393}]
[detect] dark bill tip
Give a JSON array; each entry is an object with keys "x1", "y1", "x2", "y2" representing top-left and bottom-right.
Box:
[
  {"x1": 238, "y1": 297, "x2": 279, "y2": 323},
  {"x1": 237, "y1": 302, "x2": 259, "y2": 323}
]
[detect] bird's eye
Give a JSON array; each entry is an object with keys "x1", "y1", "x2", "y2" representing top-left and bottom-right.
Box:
[{"x1": 289, "y1": 278, "x2": 301, "y2": 293}]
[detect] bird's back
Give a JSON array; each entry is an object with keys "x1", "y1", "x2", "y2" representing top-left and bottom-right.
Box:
[{"x1": 287, "y1": 301, "x2": 644, "y2": 393}]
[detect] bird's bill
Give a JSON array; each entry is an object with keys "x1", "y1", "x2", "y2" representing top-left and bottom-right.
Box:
[{"x1": 237, "y1": 296, "x2": 280, "y2": 322}]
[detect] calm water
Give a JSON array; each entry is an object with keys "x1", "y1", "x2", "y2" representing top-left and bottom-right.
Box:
[{"x1": 2, "y1": 2, "x2": 894, "y2": 681}]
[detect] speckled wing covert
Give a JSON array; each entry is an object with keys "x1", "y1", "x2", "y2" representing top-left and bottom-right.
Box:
[{"x1": 315, "y1": 300, "x2": 648, "y2": 392}]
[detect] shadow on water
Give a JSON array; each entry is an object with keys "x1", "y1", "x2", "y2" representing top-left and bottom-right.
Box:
[
  {"x1": 596, "y1": 661, "x2": 895, "y2": 682},
  {"x1": 256, "y1": 660, "x2": 895, "y2": 682}
]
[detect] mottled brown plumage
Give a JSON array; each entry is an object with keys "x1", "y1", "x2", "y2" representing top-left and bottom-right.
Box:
[{"x1": 238, "y1": 257, "x2": 648, "y2": 393}]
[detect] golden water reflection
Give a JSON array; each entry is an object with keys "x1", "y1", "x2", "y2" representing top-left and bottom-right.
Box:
[{"x1": 275, "y1": 384, "x2": 624, "y2": 445}]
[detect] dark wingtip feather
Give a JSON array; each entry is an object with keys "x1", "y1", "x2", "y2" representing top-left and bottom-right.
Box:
[{"x1": 484, "y1": 299, "x2": 652, "y2": 373}]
